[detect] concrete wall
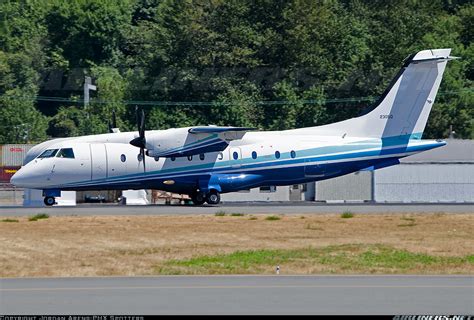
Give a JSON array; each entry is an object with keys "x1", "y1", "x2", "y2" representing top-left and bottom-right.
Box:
[
  {"x1": 374, "y1": 164, "x2": 474, "y2": 203},
  {"x1": 0, "y1": 187, "x2": 23, "y2": 205},
  {"x1": 315, "y1": 171, "x2": 373, "y2": 202}
]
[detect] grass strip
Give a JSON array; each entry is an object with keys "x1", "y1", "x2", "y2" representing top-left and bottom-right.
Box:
[{"x1": 156, "y1": 244, "x2": 474, "y2": 275}]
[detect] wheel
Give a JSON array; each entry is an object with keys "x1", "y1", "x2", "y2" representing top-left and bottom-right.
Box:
[
  {"x1": 206, "y1": 190, "x2": 221, "y2": 205},
  {"x1": 44, "y1": 196, "x2": 55, "y2": 206},
  {"x1": 190, "y1": 191, "x2": 206, "y2": 205}
]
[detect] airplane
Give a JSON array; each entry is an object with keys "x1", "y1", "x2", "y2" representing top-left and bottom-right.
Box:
[{"x1": 11, "y1": 48, "x2": 456, "y2": 206}]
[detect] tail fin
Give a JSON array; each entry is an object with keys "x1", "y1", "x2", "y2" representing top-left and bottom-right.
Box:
[{"x1": 302, "y1": 49, "x2": 455, "y2": 139}]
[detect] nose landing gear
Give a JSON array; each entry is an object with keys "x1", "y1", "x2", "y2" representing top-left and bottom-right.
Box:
[{"x1": 44, "y1": 196, "x2": 56, "y2": 206}]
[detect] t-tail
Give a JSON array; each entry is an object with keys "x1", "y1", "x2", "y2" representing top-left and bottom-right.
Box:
[{"x1": 301, "y1": 48, "x2": 457, "y2": 142}]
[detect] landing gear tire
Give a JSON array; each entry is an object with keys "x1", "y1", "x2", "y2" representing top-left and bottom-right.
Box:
[
  {"x1": 44, "y1": 196, "x2": 55, "y2": 206},
  {"x1": 206, "y1": 190, "x2": 221, "y2": 205},
  {"x1": 191, "y1": 191, "x2": 206, "y2": 205}
]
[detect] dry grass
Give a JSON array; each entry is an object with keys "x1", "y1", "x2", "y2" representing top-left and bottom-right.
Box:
[{"x1": 0, "y1": 213, "x2": 473, "y2": 277}]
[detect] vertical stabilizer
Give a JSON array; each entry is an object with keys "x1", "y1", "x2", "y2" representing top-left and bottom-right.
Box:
[{"x1": 298, "y1": 49, "x2": 455, "y2": 139}]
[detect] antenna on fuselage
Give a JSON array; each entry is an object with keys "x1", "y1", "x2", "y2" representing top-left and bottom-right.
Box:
[{"x1": 108, "y1": 109, "x2": 120, "y2": 133}]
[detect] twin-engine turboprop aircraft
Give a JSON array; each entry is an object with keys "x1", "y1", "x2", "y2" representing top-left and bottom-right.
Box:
[{"x1": 12, "y1": 49, "x2": 456, "y2": 206}]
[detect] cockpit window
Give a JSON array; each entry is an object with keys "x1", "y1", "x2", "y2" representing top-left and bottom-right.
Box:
[
  {"x1": 56, "y1": 148, "x2": 75, "y2": 159},
  {"x1": 38, "y1": 149, "x2": 59, "y2": 158}
]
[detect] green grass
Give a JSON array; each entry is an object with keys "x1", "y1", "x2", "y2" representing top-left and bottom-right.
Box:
[
  {"x1": 155, "y1": 244, "x2": 474, "y2": 275},
  {"x1": 28, "y1": 213, "x2": 50, "y2": 221},
  {"x1": 248, "y1": 216, "x2": 258, "y2": 220},
  {"x1": 341, "y1": 211, "x2": 354, "y2": 219},
  {"x1": 265, "y1": 215, "x2": 281, "y2": 221},
  {"x1": 1, "y1": 218, "x2": 19, "y2": 223},
  {"x1": 215, "y1": 211, "x2": 226, "y2": 217},
  {"x1": 230, "y1": 213, "x2": 245, "y2": 217}
]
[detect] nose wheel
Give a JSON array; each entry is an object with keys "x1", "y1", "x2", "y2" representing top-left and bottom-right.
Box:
[{"x1": 44, "y1": 196, "x2": 56, "y2": 206}]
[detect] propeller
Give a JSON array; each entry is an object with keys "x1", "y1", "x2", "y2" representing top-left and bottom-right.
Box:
[{"x1": 129, "y1": 106, "x2": 147, "y2": 172}]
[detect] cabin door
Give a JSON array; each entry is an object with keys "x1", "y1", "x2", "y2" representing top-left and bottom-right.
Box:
[{"x1": 90, "y1": 143, "x2": 107, "y2": 180}]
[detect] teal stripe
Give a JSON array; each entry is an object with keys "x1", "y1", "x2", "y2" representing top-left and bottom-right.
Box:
[{"x1": 60, "y1": 132, "x2": 432, "y2": 188}]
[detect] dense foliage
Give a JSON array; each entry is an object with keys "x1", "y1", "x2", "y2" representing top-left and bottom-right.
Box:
[{"x1": 0, "y1": 0, "x2": 472, "y2": 143}]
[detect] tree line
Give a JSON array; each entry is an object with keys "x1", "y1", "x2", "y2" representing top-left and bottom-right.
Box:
[{"x1": 0, "y1": 0, "x2": 472, "y2": 143}]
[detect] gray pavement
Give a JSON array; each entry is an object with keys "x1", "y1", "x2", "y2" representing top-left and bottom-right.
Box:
[
  {"x1": 1, "y1": 275, "x2": 472, "y2": 314},
  {"x1": 0, "y1": 202, "x2": 473, "y2": 216}
]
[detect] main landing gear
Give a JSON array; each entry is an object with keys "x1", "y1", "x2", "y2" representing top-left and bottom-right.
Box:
[
  {"x1": 190, "y1": 190, "x2": 221, "y2": 205},
  {"x1": 44, "y1": 196, "x2": 56, "y2": 206}
]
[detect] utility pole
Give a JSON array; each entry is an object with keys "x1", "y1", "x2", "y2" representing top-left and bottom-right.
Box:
[
  {"x1": 84, "y1": 76, "x2": 97, "y2": 107},
  {"x1": 84, "y1": 76, "x2": 97, "y2": 135}
]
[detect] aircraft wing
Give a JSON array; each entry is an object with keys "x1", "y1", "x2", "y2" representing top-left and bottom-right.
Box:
[
  {"x1": 146, "y1": 126, "x2": 256, "y2": 158},
  {"x1": 188, "y1": 126, "x2": 256, "y2": 145},
  {"x1": 188, "y1": 126, "x2": 256, "y2": 134}
]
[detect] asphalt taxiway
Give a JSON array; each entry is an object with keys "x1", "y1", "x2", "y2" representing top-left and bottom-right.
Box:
[
  {"x1": 0, "y1": 202, "x2": 473, "y2": 216},
  {"x1": 1, "y1": 275, "x2": 472, "y2": 314}
]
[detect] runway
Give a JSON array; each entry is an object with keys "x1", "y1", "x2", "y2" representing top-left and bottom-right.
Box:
[
  {"x1": 1, "y1": 275, "x2": 472, "y2": 314},
  {"x1": 0, "y1": 202, "x2": 473, "y2": 216}
]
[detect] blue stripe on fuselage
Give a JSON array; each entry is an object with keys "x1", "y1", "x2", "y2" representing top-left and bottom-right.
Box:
[{"x1": 58, "y1": 138, "x2": 444, "y2": 189}]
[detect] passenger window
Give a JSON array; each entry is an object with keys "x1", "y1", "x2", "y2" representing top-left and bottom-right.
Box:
[
  {"x1": 233, "y1": 152, "x2": 239, "y2": 160},
  {"x1": 290, "y1": 150, "x2": 296, "y2": 158},
  {"x1": 275, "y1": 151, "x2": 280, "y2": 159},
  {"x1": 170, "y1": 156, "x2": 176, "y2": 161},
  {"x1": 38, "y1": 149, "x2": 59, "y2": 158},
  {"x1": 199, "y1": 154, "x2": 205, "y2": 161},
  {"x1": 120, "y1": 154, "x2": 126, "y2": 162},
  {"x1": 187, "y1": 155, "x2": 193, "y2": 161},
  {"x1": 252, "y1": 151, "x2": 257, "y2": 159},
  {"x1": 57, "y1": 148, "x2": 75, "y2": 159},
  {"x1": 217, "y1": 152, "x2": 224, "y2": 160}
]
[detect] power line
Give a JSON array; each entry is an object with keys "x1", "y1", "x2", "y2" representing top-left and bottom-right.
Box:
[{"x1": 1, "y1": 89, "x2": 472, "y2": 107}]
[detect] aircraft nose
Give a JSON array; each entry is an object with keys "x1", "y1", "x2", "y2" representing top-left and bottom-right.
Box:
[
  {"x1": 10, "y1": 168, "x2": 29, "y2": 188},
  {"x1": 10, "y1": 169, "x2": 22, "y2": 186}
]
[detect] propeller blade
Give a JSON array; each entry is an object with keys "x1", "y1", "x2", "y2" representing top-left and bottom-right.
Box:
[
  {"x1": 131, "y1": 106, "x2": 147, "y2": 173},
  {"x1": 139, "y1": 108, "x2": 145, "y2": 139},
  {"x1": 130, "y1": 106, "x2": 147, "y2": 148}
]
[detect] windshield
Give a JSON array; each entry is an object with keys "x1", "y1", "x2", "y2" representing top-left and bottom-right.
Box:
[
  {"x1": 56, "y1": 148, "x2": 75, "y2": 159},
  {"x1": 38, "y1": 149, "x2": 59, "y2": 158}
]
